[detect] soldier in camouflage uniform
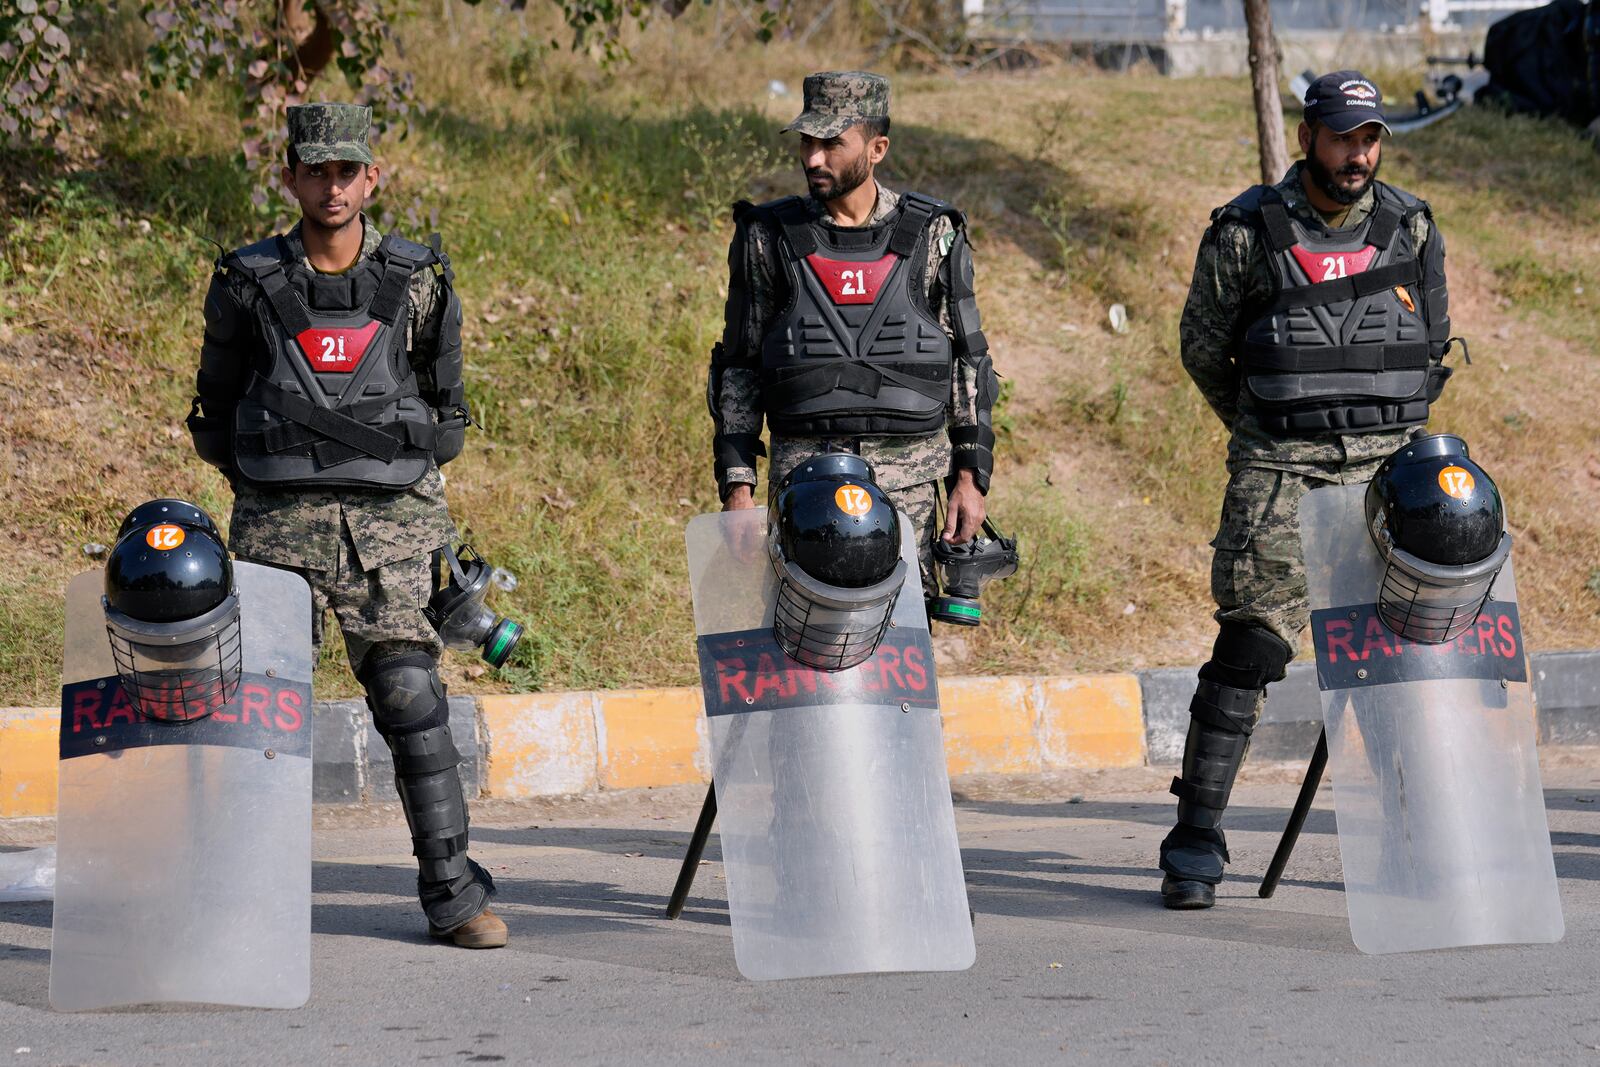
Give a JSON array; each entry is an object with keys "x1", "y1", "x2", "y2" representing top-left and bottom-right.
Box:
[
  {"x1": 709, "y1": 71, "x2": 999, "y2": 589},
  {"x1": 1160, "y1": 73, "x2": 1460, "y2": 909},
  {"x1": 186, "y1": 103, "x2": 506, "y2": 947}
]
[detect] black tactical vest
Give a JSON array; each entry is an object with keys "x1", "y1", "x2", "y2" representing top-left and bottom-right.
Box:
[
  {"x1": 228, "y1": 235, "x2": 440, "y2": 490},
  {"x1": 758, "y1": 194, "x2": 953, "y2": 437},
  {"x1": 1226, "y1": 182, "x2": 1437, "y2": 437}
]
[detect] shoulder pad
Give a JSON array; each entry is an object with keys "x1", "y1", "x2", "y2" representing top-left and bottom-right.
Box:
[
  {"x1": 1373, "y1": 180, "x2": 1424, "y2": 211},
  {"x1": 907, "y1": 190, "x2": 969, "y2": 231},
  {"x1": 751, "y1": 194, "x2": 803, "y2": 213},
  {"x1": 899, "y1": 190, "x2": 954, "y2": 215},
  {"x1": 730, "y1": 199, "x2": 756, "y2": 223},
  {"x1": 222, "y1": 234, "x2": 287, "y2": 276},
  {"x1": 744, "y1": 195, "x2": 804, "y2": 223},
  {"x1": 1212, "y1": 184, "x2": 1274, "y2": 223},
  {"x1": 229, "y1": 234, "x2": 285, "y2": 261},
  {"x1": 377, "y1": 233, "x2": 437, "y2": 268}
]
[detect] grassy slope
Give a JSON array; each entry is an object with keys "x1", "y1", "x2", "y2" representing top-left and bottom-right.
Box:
[{"x1": 1, "y1": 8, "x2": 1597, "y2": 705}]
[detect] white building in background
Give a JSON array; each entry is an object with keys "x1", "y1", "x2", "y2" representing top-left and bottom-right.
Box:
[{"x1": 965, "y1": 0, "x2": 1550, "y2": 74}]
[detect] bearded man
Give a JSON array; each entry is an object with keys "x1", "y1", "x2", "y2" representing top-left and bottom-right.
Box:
[
  {"x1": 1159, "y1": 71, "x2": 1463, "y2": 909},
  {"x1": 705, "y1": 70, "x2": 999, "y2": 595}
]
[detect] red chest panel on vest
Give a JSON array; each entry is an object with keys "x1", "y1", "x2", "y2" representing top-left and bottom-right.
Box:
[
  {"x1": 295, "y1": 321, "x2": 381, "y2": 373},
  {"x1": 1289, "y1": 245, "x2": 1377, "y2": 285},
  {"x1": 804, "y1": 253, "x2": 898, "y2": 305}
]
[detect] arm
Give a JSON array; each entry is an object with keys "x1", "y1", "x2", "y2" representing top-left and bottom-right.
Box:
[
  {"x1": 1414, "y1": 209, "x2": 1452, "y2": 361},
  {"x1": 934, "y1": 217, "x2": 995, "y2": 542},
  {"x1": 1413, "y1": 208, "x2": 1457, "y2": 404},
  {"x1": 1178, "y1": 219, "x2": 1258, "y2": 430},
  {"x1": 709, "y1": 207, "x2": 768, "y2": 509},
  {"x1": 187, "y1": 268, "x2": 252, "y2": 476},
  {"x1": 408, "y1": 254, "x2": 470, "y2": 465}
]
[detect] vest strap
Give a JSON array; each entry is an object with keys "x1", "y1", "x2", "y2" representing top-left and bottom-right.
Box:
[
  {"x1": 250, "y1": 378, "x2": 403, "y2": 462},
  {"x1": 1241, "y1": 341, "x2": 1431, "y2": 375},
  {"x1": 1258, "y1": 200, "x2": 1299, "y2": 253},
  {"x1": 763, "y1": 360, "x2": 948, "y2": 407},
  {"x1": 368, "y1": 241, "x2": 423, "y2": 326},
  {"x1": 1265, "y1": 258, "x2": 1423, "y2": 314},
  {"x1": 1365, "y1": 201, "x2": 1404, "y2": 250},
  {"x1": 773, "y1": 198, "x2": 818, "y2": 257},
  {"x1": 888, "y1": 195, "x2": 935, "y2": 257},
  {"x1": 248, "y1": 261, "x2": 315, "y2": 339}
]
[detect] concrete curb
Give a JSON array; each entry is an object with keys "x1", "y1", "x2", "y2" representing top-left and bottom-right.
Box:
[
  {"x1": 4, "y1": 652, "x2": 1598, "y2": 816},
  {"x1": 1139, "y1": 651, "x2": 1600, "y2": 762}
]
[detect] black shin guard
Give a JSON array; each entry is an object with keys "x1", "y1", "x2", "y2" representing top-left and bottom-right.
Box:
[
  {"x1": 360, "y1": 651, "x2": 494, "y2": 929},
  {"x1": 1161, "y1": 623, "x2": 1293, "y2": 882},
  {"x1": 1170, "y1": 679, "x2": 1259, "y2": 831}
]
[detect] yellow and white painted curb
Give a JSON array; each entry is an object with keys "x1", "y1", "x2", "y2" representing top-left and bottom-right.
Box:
[
  {"x1": 5, "y1": 648, "x2": 1596, "y2": 817},
  {"x1": 0, "y1": 672, "x2": 1147, "y2": 816}
]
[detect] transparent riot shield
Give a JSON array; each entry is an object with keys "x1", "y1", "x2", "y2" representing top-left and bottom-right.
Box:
[
  {"x1": 1301, "y1": 484, "x2": 1562, "y2": 954},
  {"x1": 686, "y1": 508, "x2": 975, "y2": 980},
  {"x1": 51, "y1": 562, "x2": 314, "y2": 1010}
]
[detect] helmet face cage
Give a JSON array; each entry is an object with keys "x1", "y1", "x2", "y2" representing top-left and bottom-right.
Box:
[
  {"x1": 104, "y1": 594, "x2": 243, "y2": 723},
  {"x1": 1373, "y1": 533, "x2": 1511, "y2": 645},
  {"x1": 773, "y1": 575, "x2": 901, "y2": 672},
  {"x1": 1364, "y1": 434, "x2": 1512, "y2": 645},
  {"x1": 769, "y1": 525, "x2": 906, "y2": 672}
]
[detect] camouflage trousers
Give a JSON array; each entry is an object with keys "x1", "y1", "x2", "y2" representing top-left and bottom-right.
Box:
[
  {"x1": 887, "y1": 482, "x2": 939, "y2": 595},
  {"x1": 238, "y1": 521, "x2": 441, "y2": 674},
  {"x1": 1209, "y1": 459, "x2": 1386, "y2": 652}
]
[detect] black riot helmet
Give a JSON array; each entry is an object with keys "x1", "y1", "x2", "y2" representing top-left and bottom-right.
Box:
[
  {"x1": 768, "y1": 453, "x2": 907, "y2": 671},
  {"x1": 1365, "y1": 433, "x2": 1512, "y2": 644},
  {"x1": 931, "y1": 519, "x2": 1019, "y2": 627},
  {"x1": 425, "y1": 544, "x2": 525, "y2": 668},
  {"x1": 102, "y1": 501, "x2": 242, "y2": 722}
]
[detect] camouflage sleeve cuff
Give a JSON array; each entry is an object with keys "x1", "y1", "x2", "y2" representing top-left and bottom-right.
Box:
[{"x1": 719, "y1": 467, "x2": 758, "y2": 500}]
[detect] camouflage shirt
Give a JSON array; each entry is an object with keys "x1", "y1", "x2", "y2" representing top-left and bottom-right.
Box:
[
  {"x1": 1178, "y1": 162, "x2": 1440, "y2": 478},
  {"x1": 211, "y1": 215, "x2": 458, "y2": 572},
  {"x1": 709, "y1": 180, "x2": 988, "y2": 495}
]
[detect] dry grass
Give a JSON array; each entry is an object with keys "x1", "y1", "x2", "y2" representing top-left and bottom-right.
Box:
[{"x1": 1, "y1": 7, "x2": 1596, "y2": 705}]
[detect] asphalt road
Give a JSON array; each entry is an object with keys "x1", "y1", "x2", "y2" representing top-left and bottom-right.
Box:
[{"x1": 3, "y1": 759, "x2": 1599, "y2": 1066}]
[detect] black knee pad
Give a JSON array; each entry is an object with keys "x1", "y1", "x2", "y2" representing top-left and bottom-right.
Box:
[
  {"x1": 359, "y1": 650, "x2": 449, "y2": 734},
  {"x1": 1203, "y1": 621, "x2": 1293, "y2": 691}
]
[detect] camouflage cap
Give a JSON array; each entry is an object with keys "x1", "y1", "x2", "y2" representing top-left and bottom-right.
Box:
[
  {"x1": 782, "y1": 71, "x2": 889, "y2": 138},
  {"x1": 286, "y1": 102, "x2": 374, "y2": 166}
]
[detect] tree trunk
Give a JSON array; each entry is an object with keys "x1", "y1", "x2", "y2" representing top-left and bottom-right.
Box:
[
  {"x1": 280, "y1": 0, "x2": 335, "y2": 82},
  {"x1": 1244, "y1": 0, "x2": 1290, "y2": 184}
]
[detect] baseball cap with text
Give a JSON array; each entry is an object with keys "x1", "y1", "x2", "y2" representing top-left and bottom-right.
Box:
[{"x1": 1302, "y1": 71, "x2": 1390, "y2": 134}]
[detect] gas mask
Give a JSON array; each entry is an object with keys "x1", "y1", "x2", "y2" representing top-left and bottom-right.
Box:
[
  {"x1": 930, "y1": 519, "x2": 1019, "y2": 627},
  {"x1": 425, "y1": 544, "x2": 525, "y2": 668}
]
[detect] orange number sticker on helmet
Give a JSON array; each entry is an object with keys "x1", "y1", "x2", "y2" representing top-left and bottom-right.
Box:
[
  {"x1": 1438, "y1": 466, "x2": 1475, "y2": 500},
  {"x1": 834, "y1": 484, "x2": 872, "y2": 516},
  {"x1": 145, "y1": 524, "x2": 186, "y2": 550}
]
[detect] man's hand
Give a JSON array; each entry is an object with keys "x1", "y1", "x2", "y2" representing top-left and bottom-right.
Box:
[
  {"x1": 941, "y1": 470, "x2": 986, "y2": 544},
  {"x1": 722, "y1": 484, "x2": 756, "y2": 512}
]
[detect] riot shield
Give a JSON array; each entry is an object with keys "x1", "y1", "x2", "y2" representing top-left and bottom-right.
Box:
[
  {"x1": 51, "y1": 562, "x2": 314, "y2": 1010},
  {"x1": 687, "y1": 508, "x2": 975, "y2": 980},
  {"x1": 1301, "y1": 483, "x2": 1562, "y2": 954}
]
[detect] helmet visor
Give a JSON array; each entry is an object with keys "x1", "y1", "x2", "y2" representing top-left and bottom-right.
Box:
[
  {"x1": 1376, "y1": 532, "x2": 1512, "y2": 644},
  {"x1": 104, "y1": 593, "x2": 243, "y2": 722},
  {"x1": 769, "y1": 543, "x2": 907, "y2": 672}
]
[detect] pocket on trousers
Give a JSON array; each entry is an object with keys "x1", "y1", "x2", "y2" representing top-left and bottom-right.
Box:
[{"x1": 1208, "y1": 468, "x2": 1281, "y2": 552}]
